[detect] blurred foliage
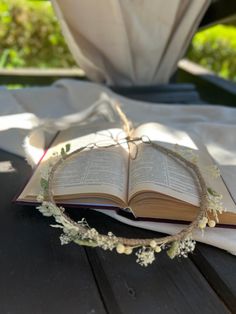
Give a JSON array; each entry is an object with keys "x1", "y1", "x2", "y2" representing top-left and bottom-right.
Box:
[
  {"x1": 0, "y1": 0, "x2": 77, "y2": 68},
  {"x1": 188, "y1": 24, "x2": 236, "y2": 81},
  {"x1": 0, "y1": 0, "x2": 236, "y2": 84}
]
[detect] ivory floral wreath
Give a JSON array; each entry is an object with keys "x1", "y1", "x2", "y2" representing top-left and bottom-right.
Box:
[{"x1": 36, "y1": 101, "x2": 225, "y2": 267}]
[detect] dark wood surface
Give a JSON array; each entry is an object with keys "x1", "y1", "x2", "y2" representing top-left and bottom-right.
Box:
[
  {"x1": 111, "y1": 84, "x2": 204, "y2": 104},
  {"x1": 177, "y1": 59, "x2": 236, "y2": 107},
  {"x1": 0, "y1": 140, "x2": 235, "y2": 314},
  {"x1": 192, "y1": 245, "x2": 236, "y2": 311},
  {"x1": 199, "y1": 0, "x2": 236, "y2": 29}
]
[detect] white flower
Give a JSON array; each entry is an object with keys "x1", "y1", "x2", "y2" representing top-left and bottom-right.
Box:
[
  {"x1": 60, "y1": 234, "x2": 71, "y2": 245},
  {"x1": 167, "y1": 238, "x2": 196, "y2": 259},
  {"x1": 136, "y1": 247, "x2": 155, "y2": 267},
  {"x1": 178, "y1": 238, "x2": 196, "y2": 258},
  {"x1": 37, "y1": 204, "x2": 52, "y2": 217}
]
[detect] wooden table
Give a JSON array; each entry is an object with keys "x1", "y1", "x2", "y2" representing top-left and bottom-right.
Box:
[{"x1": 0, "y1": 81, "x2": 236, "y2": 314}]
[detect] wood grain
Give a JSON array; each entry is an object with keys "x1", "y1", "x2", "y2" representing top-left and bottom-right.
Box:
[
  {"x1": 192, "y1": 245, "x2": 236, "y2": 313},
  {"x1": 77, "y1": 210, "x2": 230, "y2": 314},
  {"x1": 0, "y1": 151, "x2": 106, "y2": 314}
]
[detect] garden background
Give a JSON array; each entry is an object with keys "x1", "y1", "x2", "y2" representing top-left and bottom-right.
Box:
[{"x1": 0, "y1": 0, "x2": 236, "y2": 82}]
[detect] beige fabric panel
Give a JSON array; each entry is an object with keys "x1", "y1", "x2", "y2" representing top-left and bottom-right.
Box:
[{"x1": 52, "y1": 0, "x2": 210, "y2": 85}]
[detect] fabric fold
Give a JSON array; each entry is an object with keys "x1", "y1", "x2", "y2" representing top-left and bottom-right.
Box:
[{"x1": 51, "y1": 0, "x2": 210, "y2": 85}]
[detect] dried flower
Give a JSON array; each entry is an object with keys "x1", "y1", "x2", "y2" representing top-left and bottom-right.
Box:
[
  {"x1": 116, "y1": 243, "x2": 125, "y2": 254},
  {"x1": 208, "y1": 220, "x2": 216, "y2": 228},
  {"x1": 206, "y1": 165, "x2": 221, "y2": 178},
  {"x1": 124, "y1": 247, "x2": 133, "y2": 255},
  {"x1": 155, "y1": 245, "x2": 162, "y2": 253},
  {"x1": 136, "y1": 247, "x2": 155, "y2": 267},
  {"x1": 35, "y1": 123, "x2": 225, "y2": 267},
  {"x1": 177, "y1": 238, "x2": 196, "y2": 258},
  {"x1": 150, "y1": 240, "x2": 157, "y2": 248},
  {"x1": 167, "y1": 241, "x2": 180, "y2": 259},
  {"x1": 60, "y1": 234, "x2": 71, "y2": 245}
]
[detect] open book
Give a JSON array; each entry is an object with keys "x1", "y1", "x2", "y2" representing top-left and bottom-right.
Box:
[{"x1": 17, "y1": 121, "x2": 236, "y2": 226}]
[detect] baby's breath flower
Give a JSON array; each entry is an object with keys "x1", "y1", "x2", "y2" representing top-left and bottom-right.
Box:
[
  {"x1": 136, "y1": 247, "x2": 155, "y2": 267},
  {"x1": 37, "y1": 203, "x2": 52, "y2": 217},
  {"x1": 96, "y1": 234, "x2": 117, "y2": 250},
  {"x1": 167, "y1": 238, "x2": 195, "y2": 259},
  {"x1": 80, "y1": 228, "x2": 117, "y2": 251},
  {"x1": 177, "y1": 238, "x2": 196, "y2": 258},
  {"x1": 60, "y1": 234, "x2": 71, "y2": 245}
]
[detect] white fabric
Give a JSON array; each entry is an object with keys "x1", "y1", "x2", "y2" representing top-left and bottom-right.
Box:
[
  {"x1": 51, "y1": 0, "x2": 210, "y2": 85},
  {"x1": 0, "y1": 79, "x2": 236, "y2": 254}
]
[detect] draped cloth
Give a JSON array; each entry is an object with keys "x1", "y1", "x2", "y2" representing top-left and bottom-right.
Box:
[
  {"x1": 52, "y1": 0, "x2": 210, "y2": 85},
  {"x1": 0, "y1": 80, "x2": 236, "y2": 255}
]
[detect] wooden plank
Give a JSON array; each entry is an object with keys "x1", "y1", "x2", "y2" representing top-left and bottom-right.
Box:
[
  {"x1": 0, "y1": 150, "x2": 106, "y2": 314},
  {"x1": 0, "y1": 68, "x2": 85, "y2": 86},
  {"x1": 76, "y1": 210, "x2": 230, "y2": 314},
  {"x1": 191, "y1": 245, "x2": 236, "y2": 313},
  {"x1": 200, "y1": 0, "x2": 236, "y2": 29},
  {"x1": 177, "y1": 59, "x2": 236, "y2": 106},
  {"x1": 111, "y1": 84, "x2": 203, "y2": 104}
]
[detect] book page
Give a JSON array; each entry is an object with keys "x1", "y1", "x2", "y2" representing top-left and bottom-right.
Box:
[
  {"x1": 128, "y1": 123, "x2": 236, "y2": 213},
  {"x1": 53, "y1": 145, "x2": 128, "y2": 201},
  {"x1": 129, "y1": 142, "x2": 199, "y2": 205},
  {"x1": 19, "y1": 122, "x2": 129, "y2": 203}
]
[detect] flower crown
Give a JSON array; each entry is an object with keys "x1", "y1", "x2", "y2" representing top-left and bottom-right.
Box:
[{"x1": 36, "y1": 101, "x2": 224, "y2": 267}]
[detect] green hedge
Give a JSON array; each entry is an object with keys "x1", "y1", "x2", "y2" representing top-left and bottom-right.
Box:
[
  {"x1": 0, "y1": 0, "x2": 77, "y2": 68},
  {"x1": 187, "y1": 24, "x2": 236, "y2": 82}
]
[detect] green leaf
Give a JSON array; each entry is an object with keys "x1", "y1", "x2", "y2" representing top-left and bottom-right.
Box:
[
  {"x1": 40, "y1": 178, "x2": 48, "y2": 190},
  {"x1": 207, "y1": 187, "x2": 218, "y2": 196},
  {"x1": 167, "y1": 241, "x2": 179, "y2": 259},
  {"x1": 60, "y1": 147, "x2": 66, "y2": 158},
  {"x1": 65, "y1": 143, "x2": 71, "y2": 153}
]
